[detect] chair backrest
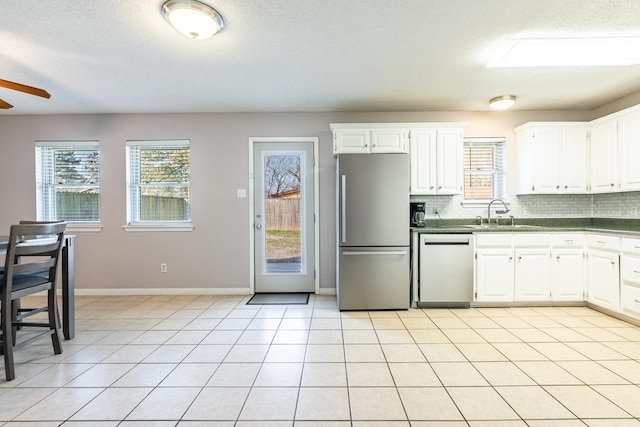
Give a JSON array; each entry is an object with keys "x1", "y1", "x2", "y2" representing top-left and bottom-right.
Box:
[{"x1": 3, "y1": 222, "x2": 67, "y2": 286}]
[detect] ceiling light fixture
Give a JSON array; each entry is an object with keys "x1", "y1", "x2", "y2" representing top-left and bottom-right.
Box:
[
  {"x1": 489, "y1": 95, "x2": 516, "y2": 110},
  {"x1": 488, "y1": 37, "x2": 640, "y2": 67},
  {"x1": 162, "y1": 0, "x2": 224, "y2": 40}
]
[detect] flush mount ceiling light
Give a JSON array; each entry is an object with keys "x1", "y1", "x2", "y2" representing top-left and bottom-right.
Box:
[
  {"x1": 489, "y1": 95, "x2": 516, "y2": 110},
  {"x1": 488, "y1": 37, "x2": 640, "y2": 67},
  {"x1": 162, "y1": 0, "x2": 224, "y2": 40}
]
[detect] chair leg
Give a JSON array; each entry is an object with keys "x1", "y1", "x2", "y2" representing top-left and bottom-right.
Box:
[
  {"x1": 11, "y1": 298, "x2": 19, "y2": 342},
  {"x1": 48, "y1": 288, "x2": 62, "y2": 355},
  {"x1": 2, "y1": 299, "x2": 16, "y2": 381}
]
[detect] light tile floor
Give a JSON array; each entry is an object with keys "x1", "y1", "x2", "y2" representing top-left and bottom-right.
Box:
[{"x1": 2, "y1": 294, "x2": 640, "y2": 426}]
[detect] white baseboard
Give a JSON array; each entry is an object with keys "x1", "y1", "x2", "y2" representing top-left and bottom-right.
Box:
[
  {"x1": 74, "y1": 288, "x2": 252, "y2": 296},
  {"x1": 72, "y1": 287, "x2": 336, "y2": 297}
]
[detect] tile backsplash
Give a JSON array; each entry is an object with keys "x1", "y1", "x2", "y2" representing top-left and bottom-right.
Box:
[{"x1": 411, "y1": 191, "x2": 640, "y2": 220}]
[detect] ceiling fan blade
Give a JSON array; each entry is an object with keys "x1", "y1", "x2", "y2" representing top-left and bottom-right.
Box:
[
  {"x1": 0, "y1": 99, "x2": 14, "y2": 109},
  {"x1": 0, "y1": 78, "x2": 50, "y2": 99}
]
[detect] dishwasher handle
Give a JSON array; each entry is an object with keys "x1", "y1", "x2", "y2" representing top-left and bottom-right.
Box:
[{"x1": 421, "y1": 234, "x2": 471, "y2": 245}]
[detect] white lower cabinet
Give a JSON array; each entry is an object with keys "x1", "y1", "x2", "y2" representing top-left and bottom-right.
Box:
[
  {"x1": 620, "y1": 237, "x2": 640, "y2": 321},
  {"x1": 553, "y1": 249, "x2": 585, "y2": 301},
  {"x1": 475, "y1": 232, "x2": 585, "y2": 304},
  {"x1": 472, "y1": 230, "x2": 640, "y2": 323},
  {"x1": 515, "y1": 248, "x2": 552, "y2": 301},
  {"x1": 476, "y1": 249, "x2": 514, "y2": 302},
  {"x1": 552, "y1": 234, "x2": 585, "y2": 301},
  {"x1": 587, "y1": 234, "x2": 620, "y2": 312},
  {"x1": 475, "y1": 234, "x2": 514, "y2": 302},
  {"x1": 514, "y1": 234, "x2": 552, "y2": 301}
]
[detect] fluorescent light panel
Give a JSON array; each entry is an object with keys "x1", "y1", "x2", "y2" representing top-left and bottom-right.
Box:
[{"x1": 488, "y1": 37, "x2": 640, "y2": 67}]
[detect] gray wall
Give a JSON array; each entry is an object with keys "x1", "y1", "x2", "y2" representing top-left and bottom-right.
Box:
[{"x1": 0, "y1": 108, "x2": 613, "y2": 293}]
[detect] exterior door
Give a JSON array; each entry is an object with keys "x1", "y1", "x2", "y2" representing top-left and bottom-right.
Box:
[{"x1": 253, "y1": 141, "x2": 315, "y2": 293}]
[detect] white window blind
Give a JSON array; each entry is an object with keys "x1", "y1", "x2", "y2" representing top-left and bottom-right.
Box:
[
  {"x1": 463, "y1": 137, "x2": 505, "y2": 200},
  {"x1": 126, "y1": 140, "x2": 191, "y2": 225},
  {"x1": 35, "y1": 141, "x2": 100, "y2": 222}
]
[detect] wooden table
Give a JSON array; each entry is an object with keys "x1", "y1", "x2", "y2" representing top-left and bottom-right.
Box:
[{"x1": 0, "y1": 234, "x2": 76, "y2": 340}]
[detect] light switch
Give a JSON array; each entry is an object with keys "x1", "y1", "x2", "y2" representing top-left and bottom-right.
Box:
[{"x1": 237, "y1": 189, "x2": 247, "y2": 198}]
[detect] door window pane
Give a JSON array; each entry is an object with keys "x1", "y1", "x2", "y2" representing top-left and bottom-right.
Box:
[{"x1": 263, "y1": 153, "x2": 303, "y2": 273}]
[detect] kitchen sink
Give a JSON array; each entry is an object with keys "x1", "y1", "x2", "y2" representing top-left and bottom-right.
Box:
[{"x1": 462, "y1": 224, "x2": 544, "y2": 230}]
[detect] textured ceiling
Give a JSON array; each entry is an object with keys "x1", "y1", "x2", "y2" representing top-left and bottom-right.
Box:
[{"x1": 1, "y1": 0, "x2": 640, "y2": 114}]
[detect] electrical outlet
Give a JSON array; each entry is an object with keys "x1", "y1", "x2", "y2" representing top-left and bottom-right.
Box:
[{"x1": 160, "y1": 263, "x2": 168, "y2": 273}]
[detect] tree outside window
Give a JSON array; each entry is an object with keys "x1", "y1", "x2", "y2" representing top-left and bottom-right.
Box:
[
  {"x1": 36, "y1": 142, "x2": 100, "y2": 222},
  {"x1": 126, "y1": 141, "x2": 191, "y2": 224}
]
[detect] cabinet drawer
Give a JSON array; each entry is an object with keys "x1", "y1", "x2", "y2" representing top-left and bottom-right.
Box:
[
  {"x1": 514, "y1": 233, "x2": 550, "y2": 247},
  {"x1": 552, "y1": 233, "x2": 584, "y2": 248},
  {"x1": 476, "y1": 233, "x2": 513, "y2": 248},
  {"x1": 622, "y1": 237, "x2": 640, "y2": 255},
  {"x1": 587, "y1": 234, "x2": 620, "y2": 251},
  {"x1": 621, "y1": 255, "x2": 640, "y2": 285},
  {"x1": 621, "y1": 284, "x2": 640, "y2": 319}
]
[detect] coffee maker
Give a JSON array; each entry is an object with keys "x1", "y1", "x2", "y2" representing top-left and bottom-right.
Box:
[{"x1": 410, "y1": 202, "x2": 426, "y2": 227}]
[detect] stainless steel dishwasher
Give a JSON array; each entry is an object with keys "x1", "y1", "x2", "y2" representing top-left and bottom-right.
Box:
[{"x1": 419, "y1": 233, "x2": 474, "y2": 307}]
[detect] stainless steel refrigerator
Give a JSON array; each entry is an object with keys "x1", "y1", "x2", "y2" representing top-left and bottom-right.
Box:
[{"x1": 336, "y1": 153, "x2": 410, "y2": 310}]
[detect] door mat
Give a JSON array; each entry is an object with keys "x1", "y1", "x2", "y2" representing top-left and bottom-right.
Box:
[{"x1": 247, "y1": 293, "x2": 310, "y2": 305}]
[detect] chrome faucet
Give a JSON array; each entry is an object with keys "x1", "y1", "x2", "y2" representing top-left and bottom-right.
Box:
[{"x1": 487, "y1": 199, "x2": 510, "y2": 225}]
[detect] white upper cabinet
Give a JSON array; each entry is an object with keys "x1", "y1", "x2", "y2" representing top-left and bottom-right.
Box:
[
  {"x1": 370, "y1": 128, "x2": 409, "y2": 153},
  {"x1": 589, "y1": 117, "x2": 618, "y2": 193},
  {"x1": 617, "y1": 109, "x2": 640, "y2": 191},
  {"x1": 409, "y1": 124, "x2": 465, "y2": 195},
  {"x1": 409, "y1": 128, "x2": 437, "y2": 194},
  {"x1": 514, "y1": 123, "x2": 588, "y2": 194},
  {"x1": 331, "y1": 124, "x2": 408, "y2": 154}
]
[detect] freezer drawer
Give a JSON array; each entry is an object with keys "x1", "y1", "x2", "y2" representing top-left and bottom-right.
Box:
[{"x1": 338, "y1": 247, "x2": 410, "y2": 310}]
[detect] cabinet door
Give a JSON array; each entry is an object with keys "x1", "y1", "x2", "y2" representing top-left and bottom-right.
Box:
[
  {"x1": 618, "y1": 111, "x2": 640, "y2": 191},
  {"x1": 561, "y1": 127, "x2": 588, "y2": 193},
  {"x1": 587, "y1": 249, "x2": 620, "y2": 311},
  {"x1": 333, "y1": 129, "x2": 370, "y2": 154},
  {"x1": 590, "y1": 120, "x2": 618, "y2": 193},
  {"x1": 532, "y1": 128, "x2": 561, "y2": 194},
  {"x1": 410, "y1": 129, "x2": 437, "y2": 195},
  {"x1": 476, "y1": 249, "x2": 514, "y2": 302},
  {"x1": 436, "y1": 128, "x2": 462, "y2": 195},
  {"x1": 515, "y1": 249, "x2": 552, "y2": 301},
  {"x1": 553, "y1": 249, "x2": 584, "y2": 301},
  {"x1": 371, "y1": 129, "x2": 408, "y2": 153}
]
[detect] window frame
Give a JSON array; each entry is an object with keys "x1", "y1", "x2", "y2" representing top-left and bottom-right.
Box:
[
  {"x1": 35, "y1": 140, "x2": 101, "y2": 228},
  {"x1": 124, "y1": 139, "x2": 193, "y2": 232},
  {"x1": 462, "y1": 137, "x2": 506, "y2": 206}
]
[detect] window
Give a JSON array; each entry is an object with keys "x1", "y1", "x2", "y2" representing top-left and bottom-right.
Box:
[
  {"x1": 35, "y1": 141, "x2": 100, "y2": 223},
  {"x1": 126, "y1": 140, "x2": 191, "y2": 226},
  {"x1": 463, "y1": 137, "x2": 505, "y2": 201}
]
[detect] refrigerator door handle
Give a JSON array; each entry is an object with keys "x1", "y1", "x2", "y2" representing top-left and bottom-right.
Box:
[
  {"x1": 341, "y1": 174, "x2": 347, "y2": 243},
  {"x1": 342, "y1": 250, "x2": 408, "y2": 256}
]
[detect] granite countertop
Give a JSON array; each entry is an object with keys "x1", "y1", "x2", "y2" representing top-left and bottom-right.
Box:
[{"x1": 411, "y1": 218, "x2": 640, "y2": 237}]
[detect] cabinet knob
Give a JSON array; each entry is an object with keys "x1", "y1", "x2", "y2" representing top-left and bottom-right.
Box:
[
  {"x1": 556, "y1": 185, "x2": 560, "y2": 189},
  {"x1": 564, "y1": 185, "x2": 568, "y2": 189},
  {"x1": 610, "y1": 183, "x2": 615, "y2": 187},
  {"x1": 438, "y1": 186, "x2": 442, "y2": 189},
  {"x1": 364, "y1": 144, "x2": 368, "y2": 147},
  {"x1": 509, "y1": 256, "x2": 513, "y2": 261},
  {"x1": 556, "y1": 256, "x2": 560, "y2": 260},
  {"x1": 611, "y1": 260, "x2": 616, "y2": 265},
  {"x1": 430, "y1": 186, "x2": 434, "y2": 190}
]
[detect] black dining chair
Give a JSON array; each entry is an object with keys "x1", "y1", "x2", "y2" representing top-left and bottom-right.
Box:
[{"x1": 0, "y1": 222, "x2": 66, "y2": 381}]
